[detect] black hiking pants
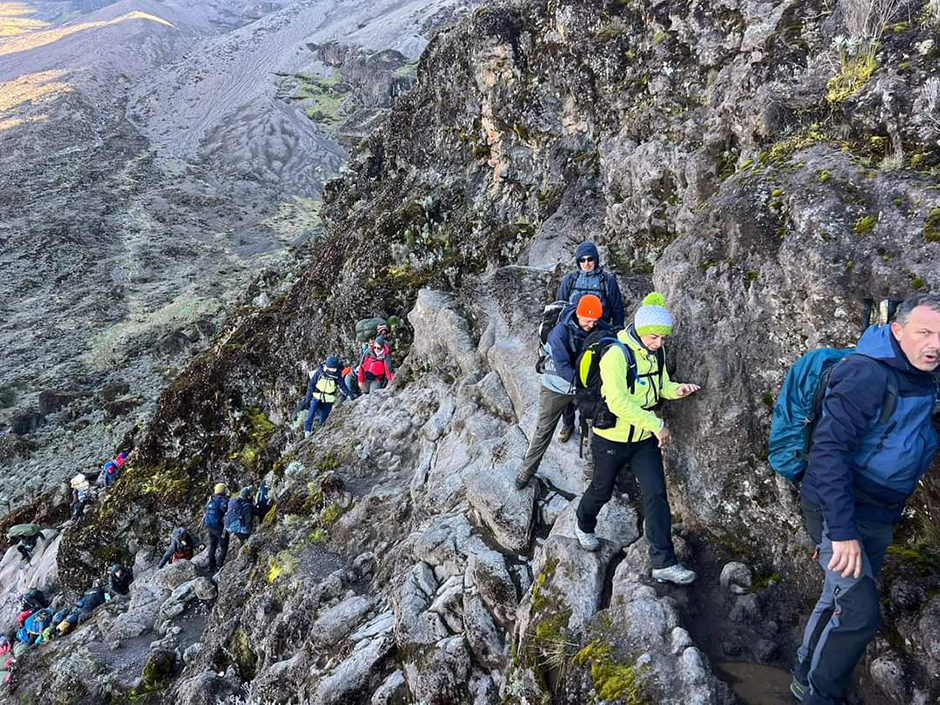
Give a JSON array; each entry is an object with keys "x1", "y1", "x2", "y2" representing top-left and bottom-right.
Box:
[
  {"x1": 794, "y1": 500, "x2": 893, "y2": 705},
  {"x1": 206, "y1": 527, "x2": 229, "y2": 573},
  {"x1": 576, "y1": 435, "x2": 676, "y2": 569}
]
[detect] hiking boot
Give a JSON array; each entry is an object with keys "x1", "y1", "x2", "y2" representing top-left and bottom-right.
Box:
[
  {"x1": 558, "y1": 425, "x2": 574, "y2": 443},
  {"x1": 304, "y1": 430, "x2": 311, "y2": 439},
  {"x1": 789, "y1": 675, "x2": 808, "y2": 702},
  {"x1": 651, "y1": 563, "x2": 697, "y2": 585},
  {"x1": 514, "y1": 471, "x2": 533, "y2": 490},
  {"x1": 574, "y1": 526, "x2": 600, "y2": 551}
]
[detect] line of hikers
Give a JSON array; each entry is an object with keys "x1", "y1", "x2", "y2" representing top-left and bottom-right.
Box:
[
  {"x1": 294, "y1": 317, "x2": 400, "y2": 439},
  {"x1": 515, "y1": 242, "x2": 940, "y2": 705},
  {"x1": 157, "y1": 481, "x2": 272, "y2": 575}
]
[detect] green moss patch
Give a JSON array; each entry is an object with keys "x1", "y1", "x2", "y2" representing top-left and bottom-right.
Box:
[
  {"x1": 826, "y1": 53, "x2": 878, "y2": 104},
  {"x1": 573, "y1": 640, "x2": 648, "y2": 703},
  {"x1": 924, "y1": 208, "x2": 940, "y2": 243}
]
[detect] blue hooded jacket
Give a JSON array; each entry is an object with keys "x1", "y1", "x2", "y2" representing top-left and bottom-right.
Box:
[
  {"x1": 556, "y1": 243, "x2": 624, "y2": 328},
  {"x1": 542, "y1": 306, "x2": 612, "y2": 394},
  {"x1": 802, "y1": 325, "x2": 939, "y2": 540}
]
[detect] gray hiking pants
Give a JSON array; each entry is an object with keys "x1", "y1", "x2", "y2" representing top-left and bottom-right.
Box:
[
  {"x1": 794, "y1": 500, "x2": 893, "y2": 705},
  {"x1": 519, "y1": 386, "x2": 575, "y2": 480}
]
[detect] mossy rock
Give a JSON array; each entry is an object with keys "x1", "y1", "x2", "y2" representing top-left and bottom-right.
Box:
[
  {"x1": 226, "y1": 625, "x2": 258, "y2": 680},
  {"x1": 924, "y1": 208, "x2": 940, "y2": 243}
]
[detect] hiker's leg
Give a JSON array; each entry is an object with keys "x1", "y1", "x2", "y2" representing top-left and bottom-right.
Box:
[
  {"x1": 207, "y1": 530, "x2": 220, "y2": 573},
  {"x1": 795, "y1": 501, "x2": 830, "y2": 686},
  {"x1": 561, "y1": 401, "x2": 575, "y2": 429},
  {"x1": 217, "y1": 532, "x2": 230, "y2": 569},
  {"x1": 576, "y1": 435, "x2": 628, "y2": 533},
  {"x1": 303, "y1": 401, "x2": 319, "y2": 433},
  {"x1": 519, "y1": 388, "x2": 573, "y2": 479},
  {"x1": 631, "y1": 438, "x2": 677, "y2": 569},
  {"x1": 803, "y1": 518, "x2": 892, "y2": 705},
  {"x1": 317, "y1": 401, "x2": 333, "y2": 427}
]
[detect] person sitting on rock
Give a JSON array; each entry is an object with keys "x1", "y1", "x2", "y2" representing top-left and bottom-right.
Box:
[
  {"x1": 357, "y1": 336, "x2": 395, "y2": 394},
  {"x1": 158, "y1": 527, "x2": 198, "y2": 568},
  {"x1": 102, "y1": 451, "x2": 127, "y2": 489},
  {"x1": 297, "y1": 355, "x2": 357, "y2": 439},
  {"x1": 204, "y1": 484, "x2": 230, "y2": 574},
  {"x1": 573, "y1": 292, "x2": 701, "y2": 586},
  {"x1": 108, "y1": 563, "x2": 133, "y2": 596},
  {"x1": 515, "y1": 294, "x2": 611, "y2": 490},
  {"x1": 224, "y1": 487, "x2": 262, "y2": 544},
  {"x1": 69, "y1": 473, "x2": 92, "y2": 520}
]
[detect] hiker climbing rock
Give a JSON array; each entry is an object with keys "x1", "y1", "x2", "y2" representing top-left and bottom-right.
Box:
[
  {"x1": 158, "y1": 527, "x2": 198, "y2": 568},
  {"x1": 69, "y1": 473, "x2": 91, "y2": 520},
  {"x1": 358, "y1": 336, "x2": 395, "y2": 394},
  {"x1": 224, "y1": 486, "x2": 258, "y2": 543},
  {"x1": 557, "y1": 242, "x2": 625, "y2": 329},
  {"x1": 102, "y1": 451, "x2": 127, "y2": 489},
  {"x1": 55, "y1": 581, "x2": 106, "y2": 636},
  {"x1": 19, "y1": 588, "x2": 48, "y2": 613},
  {"x1": 204, "y1": 483, "x2": 230, "y2": 574},
  {"x1": 108, "y1": 563, "x2": 133, "y2": 596},
  {"x1": 297, "y1": 355, "x2": 357, "y2": 438},
  {"x1": 573, "y1": 293, "x2": 700, "y2": 586},
  {"x1": 789, "y1": 294, "x2": 940, "y2": 705},
  {"x1": 515, "y1": 294, "x2": 611, "y2": 490},
  {"x1": 7, "y1": 524, "x2": 44, "y2": 563}
]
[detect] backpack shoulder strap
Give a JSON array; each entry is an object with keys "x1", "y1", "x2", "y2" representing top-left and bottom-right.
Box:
[{"x1": 843, "y1": 353, "x2": 899, "y2": 425}]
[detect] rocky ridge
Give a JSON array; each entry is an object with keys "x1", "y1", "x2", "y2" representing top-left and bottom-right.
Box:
[{"x1": 4, "y1": 0, "x2": 940, "y2": 703}]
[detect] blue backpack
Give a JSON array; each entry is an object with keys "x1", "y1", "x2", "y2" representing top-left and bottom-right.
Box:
[
  {"x1": 768, "y1": 348, "x2": 898, "y2": 483},
  {"x1": 204, "y1": 496, "x2": 227, "y2": 530},
  {"x1": 224, "y1": 500, "x2": 251, "y2": 536}
]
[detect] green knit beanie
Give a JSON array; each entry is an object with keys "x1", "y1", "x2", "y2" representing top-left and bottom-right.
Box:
[{"x1": 634, "y1": 292, "x2": 674, "y2": 336}]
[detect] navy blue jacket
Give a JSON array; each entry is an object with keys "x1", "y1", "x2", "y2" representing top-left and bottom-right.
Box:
[
  {"x1": 302, "y1": 365, "x2": 355, "y2": 408},
  {"x1": 556, "y1": 243, "x2": 625, "y2": 329},
  {"x1": 543, "y1": 306, "x2": 612, "y2": 393},
  {"x1": 803, "y1": 325, "x2": 939, "y2": 540}
]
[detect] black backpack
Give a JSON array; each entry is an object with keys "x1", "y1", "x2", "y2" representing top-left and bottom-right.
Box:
[
  {"x1": 573, "y1": 330, "x2": 665, "y2": 437},
  {"x1": 535, "y1": 301, "x2": 570, "y2": 373},
  {"x1": 204, "y1": 497, "x2": 226, "y2": 530}
]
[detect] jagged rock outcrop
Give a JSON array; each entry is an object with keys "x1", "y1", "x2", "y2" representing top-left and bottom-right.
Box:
[{"x1": 18, "y1": 0, "x2": 940, "y2": 703}]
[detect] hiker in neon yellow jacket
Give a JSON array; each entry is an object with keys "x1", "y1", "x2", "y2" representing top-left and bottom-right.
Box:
[{"x1": 575, "y1": 292, "x2": 701, "y2": 586}]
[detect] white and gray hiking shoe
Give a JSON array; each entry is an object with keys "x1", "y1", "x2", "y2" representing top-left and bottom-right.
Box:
[
  {"x1": 574, "y1": 526, "x2": 600, "y2": 552},
  {"x1": 651, "y1": 563, "x2": 697, "y2": 585}
]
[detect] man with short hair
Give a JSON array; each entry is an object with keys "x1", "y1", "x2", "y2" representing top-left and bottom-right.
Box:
[
  {"x1": 573, "y1": 292, "x2": 700, "y2": 587},
  {"x1": 791, "y1": 294, "x2": 940, "y2": 705},
  {"x1": 555, "y1": 242, "x2": 625, "y2": 442},
  {"x1": 515, "y1": 294, "x2": 611, "y2": 490},
  {"x1": 204, "y1": 484, "x2": 230, "y2": 574}
]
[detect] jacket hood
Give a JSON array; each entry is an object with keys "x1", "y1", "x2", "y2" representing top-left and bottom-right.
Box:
[
  {"x1": 855, "y1": 324, "x2": 927, "y2": 377},
  {"x1": 574, "y1": 242, "x2": 600, "y2": 268}
]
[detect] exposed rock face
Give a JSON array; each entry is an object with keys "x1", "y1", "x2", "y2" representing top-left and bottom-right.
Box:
[{"x1": 10, "y1": 0, "x2": 940, "y2": 703}]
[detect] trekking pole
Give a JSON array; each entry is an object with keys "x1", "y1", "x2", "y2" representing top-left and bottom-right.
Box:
[{"x1": 861, "y1": 298, "x2": 874, "y2": 334}]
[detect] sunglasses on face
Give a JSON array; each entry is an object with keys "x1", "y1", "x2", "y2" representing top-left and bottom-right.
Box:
[{"x1": 578, "y1": 256, "x2": 595, "y2": 263}]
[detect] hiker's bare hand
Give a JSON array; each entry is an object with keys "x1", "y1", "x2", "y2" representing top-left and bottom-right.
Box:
[
  {"x1": 655, "y1": 425, "x2": 671, "y2": 448},
  {"x1": 828, "y1": 539, "x2": 862, "y2": 579},
  {"x1": 676, "y1": 384, "x2": 701, "y2": 397}
]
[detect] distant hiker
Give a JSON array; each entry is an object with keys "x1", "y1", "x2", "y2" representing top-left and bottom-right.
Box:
[
  {"x1": 18, "y1": 608, "x2": 53, "y2": 645},
  {"x1": 69, "y1": 473, "x2": 91, "y2": 519},
  {"x1": 19, "y1": 588, "x2": 48, "y2": 613},
  {"x1": 102, "y1": 451, "x2": 127, "y2": 489},
  {"x1": 298, "y1": 355, "x2": 357, "y2": 438},
  {"x1": 557, "y1": 242, "x2": 625, "y2": 329},
  {"x1": 255, "y1": 480, "x2": 272, "y2": 517},
  {"x1": 355, "y1": 317, "x2": 391, "y2": 344},
  {"x1": 108, "y1": 563, "x2": 133, "y2": 596},
  {"x1": 515, "y1": 295, "x2": 611, "y2": 490},
  {"x1": 158, "y1": 527, "x2": 198, "y2": 568},
  {"x1": 7, "y1": 524, "x2": 44, "y2": 563},
  {"x1": 790, "y1": 295, "x2": 940, "y2": 705},
  {"x1": 204, "y1": 484, "x2": 230, "y2": 574},
  {"x1": 573, "y1": 293, "x2": 700, "y2": 586},
  {"x1": 56, "y1": 581, "x2": 106, "y2": 636},
  {"x1": 224, "y1": 487, "x2": 262, "y2": 543},
  {"x1": 358, "y1": 336, "x2": 395, "y2": 394}
]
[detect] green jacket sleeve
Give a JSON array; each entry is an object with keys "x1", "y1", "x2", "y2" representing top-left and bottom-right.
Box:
[
  {"x1": 658, "y1": 361, "x2": 683, "y2": 400},
  {"x1": 600, "y1": 346, "x2": 663, "y2": 433}
]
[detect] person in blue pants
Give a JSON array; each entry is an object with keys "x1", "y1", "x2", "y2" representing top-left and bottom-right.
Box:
[
  {"x1": 791, "y1": 294, "x2": 940, "y2": 704},
  {"x1": 298, "y1": 355, "x2": 357, "y2": 438}
]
